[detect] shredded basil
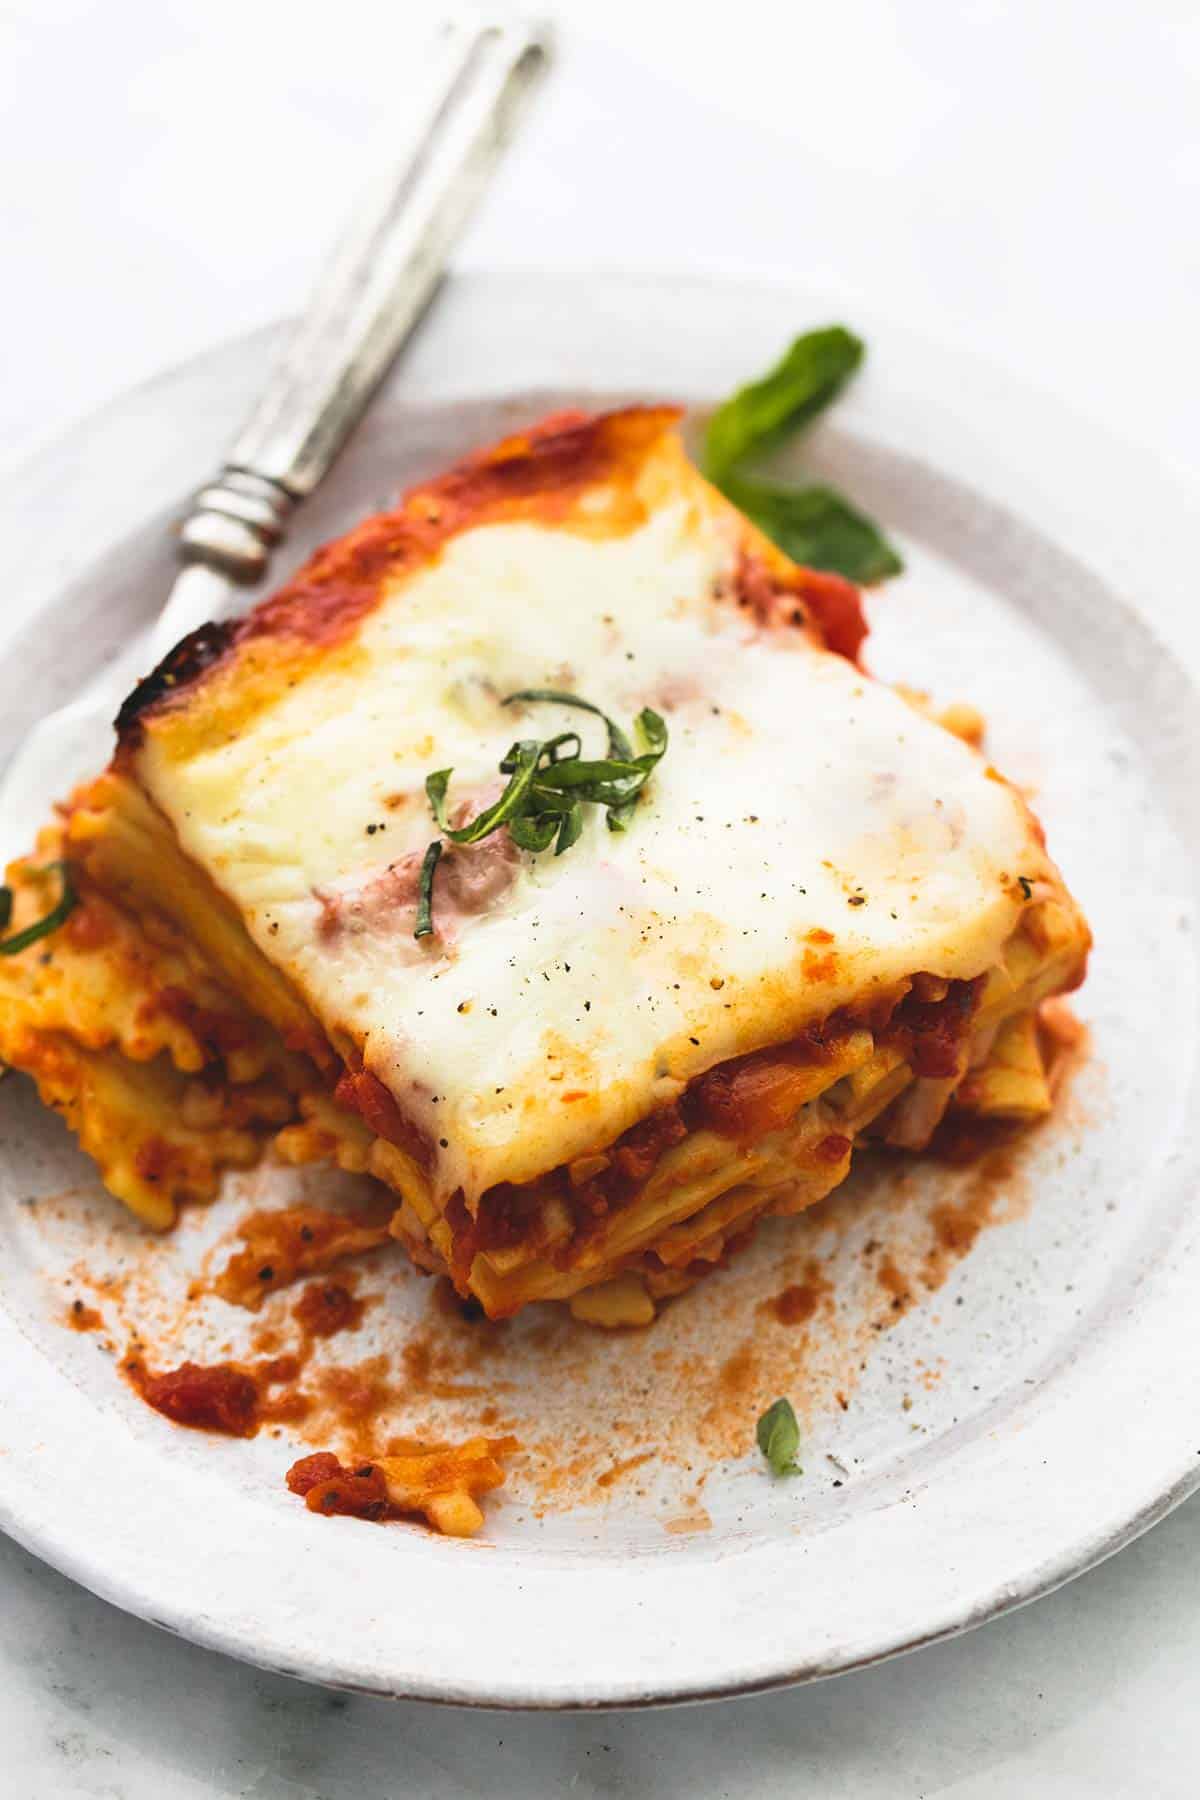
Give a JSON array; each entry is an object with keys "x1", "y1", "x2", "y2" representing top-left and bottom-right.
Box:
[
  {"x1": 413, "y1": 841, "x2": 443, "y2": 940},
  {"x1": 414, "y1": 694, "x2": 668, "y2": 939},
  {"x1": 0, "y1": 861, "x2": 77, "y2": 957},
  {"x1": 503, "y1": 689, "x2": 634, "y2": 761},
  {"x1": 426, "y1": 740, "x2": 543, "y2": 845},
  {"x1": 756, "y1": 1396, "x2": 803, "y2": 1478}
]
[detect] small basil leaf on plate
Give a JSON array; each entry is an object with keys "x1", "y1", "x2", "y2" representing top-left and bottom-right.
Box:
[
  {"x1": 705, "y1": 327, "x2": 903, "y2": 586},
  {"x1": 726, "y1": 474, "x2": 903, "y2": 585},
  {"x1": 756, "y1": 1396, "x2": 803, "y2": 1477},
  {"x1": 705, "y1": 325, "x2": 863, "y2": 483}
]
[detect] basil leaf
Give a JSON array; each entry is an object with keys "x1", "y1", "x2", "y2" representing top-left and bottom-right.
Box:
[
  {"x1": 533, "y1": 757, "x2": 644, "y2": 790},
  {"x1": 424, "y1": 768, "x2": 454, "y2": 825},
  {"x1": 728, "y1": 474, "x2": 903, "y2": 585},
  {"x1": 524, "y1": 787, "x2": 579, "y2": 816},
  {"x1": 602, "y1": 707, "x2": 670, "y2": 831},
  {"x1": 509, "y1": 812, "x2": 559, "y2": 853},
  {"x1": 541, "y1": 731, "x2": 583, "y2": 766},
  {"x1": 415, "y1": 693, "x2": 669, "y2": 935},
  {"x1": 704, "y1": 327, "x2": 903, "y2": 588},
  {"x1": 0, "y1": 887, "x2": 11, "y2": 933},
  {"x1": 504, "y1": 689, "x2": 634, "y2": 761},
  {"x1": 427, "y1": 741, "x2": 542, "y2": 843},
  {"x1": 705, "y1": 326, "x2": 863, "y2": 483},
  {"x1": 634, "y1": 707, "x2": 668, "y2": 761},
  {"x1": 0, "y1": 861, "x2": 78, "y2": 957},
  {"x1": 554, "y1": 801, "x2": 584, "y2": 856},
  {"x1": 413, "y1": 841, "x2": 443, "y2": 940},
  {"x1": 756, "y1": 1397, "x2": 803, "y2": 1477}
]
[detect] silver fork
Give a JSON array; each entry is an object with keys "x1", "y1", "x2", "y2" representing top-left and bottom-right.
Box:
[{"x1": 0, "y1": 14, "x2": 548, "y2": 859}]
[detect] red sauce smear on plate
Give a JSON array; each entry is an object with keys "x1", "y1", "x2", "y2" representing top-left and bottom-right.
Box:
[
  {"x1": 130, "y1": 1360, "x2": 261, "y2": 1437},
  {"x1": 127, "y1": 1276, "x2": 369, "y2": 1438},
  {"x1": 286, "y1": 1452, "x2": 390, "y2": 1520},
  {"x1": 212, "y1": 1205, "x2": 392, "y2": 1310}
]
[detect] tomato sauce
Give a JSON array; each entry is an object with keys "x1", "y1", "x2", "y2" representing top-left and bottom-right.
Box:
[
  {"x1": 293, "y1": 1280, "x2": 364, "y2": 1339},
  {"x1": 331, "y1": 1069, "x2": 432, "y2": 1165},
  {"x1": 130, "y1": 1360, "x2": 261, "y2": 1437},
  {"x1": 286, "y1": 1452, "x2": 390, "y2": 1520},
  {"x1": 733, "y1": 548, "x2": 868, "y2": 663},
  {"x1": 156, "y1": 985, "x2": 253, "y2": 1056},
  {"x1": 881, "y1": 977, "x2": 984, "y2": 1080},
  {"x1": 213, "y1": 1205, "x2": 391, "y2": 1309}
]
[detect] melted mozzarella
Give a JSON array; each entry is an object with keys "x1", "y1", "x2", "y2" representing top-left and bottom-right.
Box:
[{"x1": 138, "y1": 495, "x2": 1044, "y2": 1201}]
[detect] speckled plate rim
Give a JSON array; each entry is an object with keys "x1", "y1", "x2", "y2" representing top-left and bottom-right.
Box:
[{"x1": 1, "y1": 269, "x2": 1199, "y2": 1709}]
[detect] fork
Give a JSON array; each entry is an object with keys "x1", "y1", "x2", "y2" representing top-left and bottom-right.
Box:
[{"x1": 0, "y1": 13, "x2": 548, "y2": 862}]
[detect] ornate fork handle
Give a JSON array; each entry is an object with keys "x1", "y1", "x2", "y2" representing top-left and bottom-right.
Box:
[{"x1": 178, "y1": 15, "x2": 548, "y2": 582}]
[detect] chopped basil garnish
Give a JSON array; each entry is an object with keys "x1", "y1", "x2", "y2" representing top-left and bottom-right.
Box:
[
  {"x1": 414, "y1": 841, "x2": 443, "y2": 940},
  {"x1": 503, "y1": 688, "x2": 635, "y2": 762},
  {"x1": 414, "y1": 694, "x2": 668, "y2": 939},
  {"x1": 704, "y1": 327, "x2": 903, "y2": 586},
  {"x1": 0, "y1": 860, "x2": 77, "y2": 956},
  {"x1": 756, "y1": 1396, "x2": 803, "y2": 1477}
]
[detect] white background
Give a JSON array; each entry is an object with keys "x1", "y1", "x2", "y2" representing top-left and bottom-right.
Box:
[
  {"x1": 3, "y1": 1, "x2": 1199, "y2": 1793},
  {"x1": 6, "y1": 0, "x2": 1200, "y2": 474}
]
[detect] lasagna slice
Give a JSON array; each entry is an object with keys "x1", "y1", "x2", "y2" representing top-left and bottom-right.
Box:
[{"x1": 0, "y1": 407, "x2": 1089, "y2": 1321}]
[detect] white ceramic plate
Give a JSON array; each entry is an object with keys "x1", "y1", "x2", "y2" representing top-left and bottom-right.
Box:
[{"x1": 1, "y1": 272, "x2": 1198, "y2": 1708}]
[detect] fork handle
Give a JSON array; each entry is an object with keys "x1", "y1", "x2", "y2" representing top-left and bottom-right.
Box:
[{"x1": 178, "y1": 15, "x2": 549, "y2": 581}]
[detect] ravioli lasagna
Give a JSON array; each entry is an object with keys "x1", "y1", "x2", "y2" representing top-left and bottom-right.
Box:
[{"x1": 0, "y1": 407, "x2": 1089, "y2": 1324}]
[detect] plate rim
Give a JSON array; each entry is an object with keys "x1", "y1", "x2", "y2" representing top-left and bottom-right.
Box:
[{"x1": 2, "y1": 265, "x2": 1200, "y2": 1709}]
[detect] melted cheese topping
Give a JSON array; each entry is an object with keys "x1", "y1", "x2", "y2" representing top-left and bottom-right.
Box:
[{"x1": 134, "y1": 445, "x2": 1049, "y2": 1203}]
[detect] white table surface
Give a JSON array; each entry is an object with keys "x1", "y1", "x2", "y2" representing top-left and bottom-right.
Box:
[{"x1": 3, "y1": 1, "x2": 1199, "y2": 1792}]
